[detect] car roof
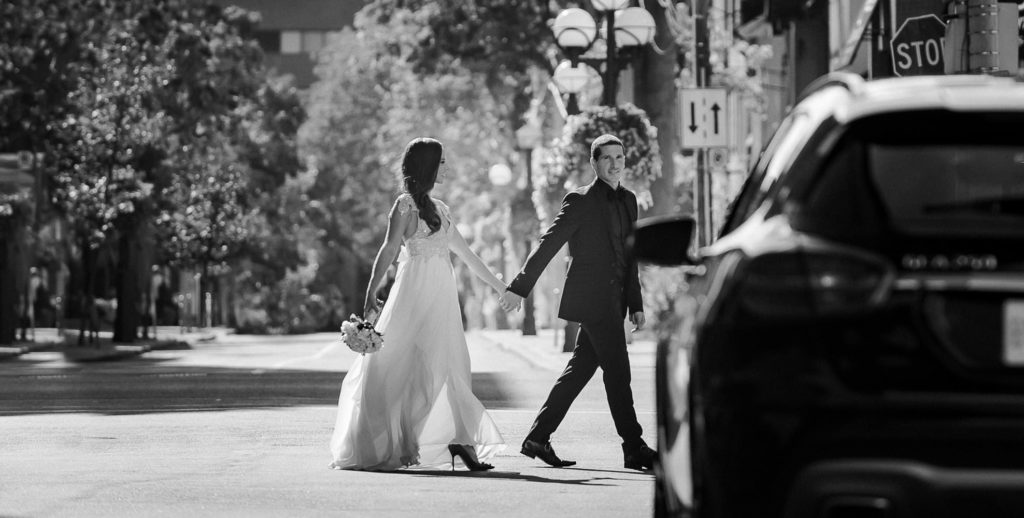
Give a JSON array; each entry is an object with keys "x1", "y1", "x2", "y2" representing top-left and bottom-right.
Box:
[{"x1": 801, "y1": 73, "x2": 1024, "y2": 123}]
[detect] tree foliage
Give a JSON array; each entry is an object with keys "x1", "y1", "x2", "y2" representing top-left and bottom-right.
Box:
[
  {"x1": 50, "y1": 17, "x2": 168, "y2": 249},
  {"x1": 361, "y1": 0, "x2": 559, "y2": 132},
  {"x1": 1, "y1": 0, "x2": 305, "y2": 340},
  {"x1": 299, "y1": 4, "x2": 522, "y2": 314}
]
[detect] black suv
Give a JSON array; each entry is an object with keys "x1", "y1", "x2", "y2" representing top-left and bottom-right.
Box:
[{"x1": 635, "y1": 73, "x2": 1024, "y2": 518}]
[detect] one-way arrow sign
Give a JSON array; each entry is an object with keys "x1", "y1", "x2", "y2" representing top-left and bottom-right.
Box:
[{"x1": 680, "y1": 88, "x2": 728, "y2": 149}]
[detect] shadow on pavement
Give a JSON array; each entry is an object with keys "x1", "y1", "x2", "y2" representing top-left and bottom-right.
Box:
[
  {"x1": 0, "y1": 362, "x2": 522, "y2": 417},
  {"x1": 564, "y1": 466, "x2": 656, "y2": 476},
  {"x1": 398, "y1": 469, "x2": 620, "y2": 486}
]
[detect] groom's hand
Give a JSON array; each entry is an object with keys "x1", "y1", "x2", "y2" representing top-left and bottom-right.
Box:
[
  {"x1": 630, "y1": 312, "x2": 645, "y2": 332},
  {"x1": 502, "y1": 290, "x2": 524, "y2": 312}
]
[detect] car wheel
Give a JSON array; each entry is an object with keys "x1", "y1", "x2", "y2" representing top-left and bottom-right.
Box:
[{"x1": 654, "y1": 460, "x2": 690, "y2": 517}]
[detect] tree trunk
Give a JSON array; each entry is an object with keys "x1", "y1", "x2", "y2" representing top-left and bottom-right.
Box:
[
  {"x1": 78, "y1": 240, "x2": 98, "y2": 346},
  {"x1": 636, "y1": 1, "x2": 680, "y2": 218},
  {"x1": 113, "y1": 217, "x2": 140, "y2": 343},
  {"x1": 0, "y1": 231, "x2": 17, "y2": 345},
  {"x1": 199, "y1": 261, "x2": 209, "y2": 328}
]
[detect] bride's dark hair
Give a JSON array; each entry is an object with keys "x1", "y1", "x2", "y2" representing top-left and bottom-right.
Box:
[{"x1": 400, "y1": 137, "x2": 443, "y2": 234}]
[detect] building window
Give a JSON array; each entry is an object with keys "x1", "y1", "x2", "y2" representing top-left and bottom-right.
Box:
[
  {"x1": 254, "y1": 30, "x2": 280, "y2": 53},
  {"x1": 302, "y1": 31, "x2": 326, "y2": 55},
  {"x1": 281, "y1": 30, "x2": 302, "y2": 54},
  {"x1": 273, "y1": 30, "x2": 336, "y2": 56}
]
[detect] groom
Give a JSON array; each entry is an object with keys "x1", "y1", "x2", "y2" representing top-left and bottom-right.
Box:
[{"x1": 502, "y1": 134, "x2": 655, "y2": 471}]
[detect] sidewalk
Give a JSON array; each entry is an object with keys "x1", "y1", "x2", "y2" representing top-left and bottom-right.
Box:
[
  {"x1": 1, "y1": 326, "x2": 233, "y2": 362},
  {"x1": 475, "y1": 327, "x2": 656, "y2": 372}
]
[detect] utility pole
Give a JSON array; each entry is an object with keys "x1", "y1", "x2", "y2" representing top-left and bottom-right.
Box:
[{"x1": 694, "y1": 0, "x2": 714, "y2": 246}]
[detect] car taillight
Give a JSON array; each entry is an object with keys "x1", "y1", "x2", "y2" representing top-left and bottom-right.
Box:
[{"x1": 738, "y1": 250, "x2": 893, "y2": 317}]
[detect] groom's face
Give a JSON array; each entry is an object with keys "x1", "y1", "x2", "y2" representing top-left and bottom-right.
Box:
[{"x1": 592, "y1": 144, "x2": 625, "y2": 187}]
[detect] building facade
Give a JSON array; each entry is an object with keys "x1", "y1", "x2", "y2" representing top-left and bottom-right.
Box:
[{"x1": 212, "y1": 0, "x2": 370, "y2": 88}]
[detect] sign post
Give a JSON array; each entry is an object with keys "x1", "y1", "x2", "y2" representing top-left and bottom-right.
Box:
[{"x1": 680, "y1": 88, "x2": 728, "y2": 247}]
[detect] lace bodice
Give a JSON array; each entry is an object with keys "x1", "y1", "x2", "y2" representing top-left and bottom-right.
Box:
[{"x1": 397, "y1": 194, "x2": 451, "y2": 260}]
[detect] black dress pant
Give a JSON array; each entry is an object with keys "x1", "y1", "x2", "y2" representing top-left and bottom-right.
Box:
[{"x1": 525, "y1": 300, "x2": 644, "y2": 450}]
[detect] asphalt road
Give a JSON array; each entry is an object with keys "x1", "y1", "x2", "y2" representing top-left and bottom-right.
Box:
[{"x1": 0, "y1": 330, "x2": 657, "y2": 518}]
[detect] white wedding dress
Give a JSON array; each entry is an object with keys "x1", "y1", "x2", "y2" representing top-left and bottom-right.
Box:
[{"x1": 329, "y1": 195, "x2": 506, "y2": 470}]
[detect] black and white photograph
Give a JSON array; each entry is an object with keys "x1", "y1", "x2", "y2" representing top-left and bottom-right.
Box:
[{"x1": 4, "y1": 1, "x2": 1024, "y2": 517}]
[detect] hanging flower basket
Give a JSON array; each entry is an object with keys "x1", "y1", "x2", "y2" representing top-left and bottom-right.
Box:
[{"x1": 539, "y1": 103, "x2": 661, "y2": 197}]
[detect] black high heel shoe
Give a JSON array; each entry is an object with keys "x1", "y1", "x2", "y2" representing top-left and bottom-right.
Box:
[{"x1": 448, "y1": 444, "x2": 494, "y2": 471}]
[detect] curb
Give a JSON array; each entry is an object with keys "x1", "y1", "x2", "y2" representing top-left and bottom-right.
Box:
[
  {"x1": 0, "y1": 346, "x2": 28, "y2": 359},
  {"x1": 62, "y1": 344, "x2": 149, "y2": 362},
  {"x1": 1, "y1": 327, "x2": 230, "y2": 362}
]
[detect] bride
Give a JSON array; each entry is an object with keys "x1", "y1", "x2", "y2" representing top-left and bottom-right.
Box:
[{"x1": 329, "y1": 137, "x2": 508, "y2": 471}]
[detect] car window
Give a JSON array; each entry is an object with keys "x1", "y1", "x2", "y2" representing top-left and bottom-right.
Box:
[
  {"x1": 719, "y1": 88, "x2": 849, "y2": 237},
  {"x1": 797, "y1": 110, "x2": 1024, "y2": 240},
  {"x1": 719, "y1": 112, "x2": 820, "y2": 235},
  {"x1": 719, "y1": 113, "x2": 802, "y2": 234},
  {"x1": 870, "y1": 144, "x2": 1024, "y2": 235}
]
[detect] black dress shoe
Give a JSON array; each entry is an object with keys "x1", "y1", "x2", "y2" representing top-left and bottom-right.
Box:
[
  {"x1": 521, "y1": 439, "x2": 576, "y2": 467},
  {"x1": 623, "y1": 444, "x2": 656, "y2": 471}
]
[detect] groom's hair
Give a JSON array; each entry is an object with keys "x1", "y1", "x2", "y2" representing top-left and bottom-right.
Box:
[{"x1": 591, "y1": 134, "x2": 624, "y2": 160}]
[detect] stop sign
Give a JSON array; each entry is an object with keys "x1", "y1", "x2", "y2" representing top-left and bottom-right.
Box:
[{"x1": 890, "y1": 14, "x2": 946, "y2": 76}]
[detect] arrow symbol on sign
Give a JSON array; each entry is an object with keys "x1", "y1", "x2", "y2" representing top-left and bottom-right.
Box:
[
  {"x1": 688, "y1": 103, "x2": 697, "y2": 133},
  {"x1": 711, "y1": 103, "x2": 721, "y2": 134}
]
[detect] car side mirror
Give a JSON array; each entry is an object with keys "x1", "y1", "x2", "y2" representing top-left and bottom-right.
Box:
[{"x1": 629, "y1": 215, "x2": 697, "y2": 266}]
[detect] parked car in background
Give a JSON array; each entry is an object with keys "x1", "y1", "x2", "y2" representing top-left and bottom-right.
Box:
[{"x1": 634, "y1": 73, "x2": 1024, "y2": 518}]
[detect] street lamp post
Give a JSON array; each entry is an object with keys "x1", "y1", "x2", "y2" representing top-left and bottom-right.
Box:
[
  {"x1": 514, "y1": 121, "x2": 543, "y2": 336},
  {"x1": 488, "y1": 163, "x2": 513, "y2": 331},
  {"x1": 552, "y1": 2, "x2": 657, "y2": 110}
]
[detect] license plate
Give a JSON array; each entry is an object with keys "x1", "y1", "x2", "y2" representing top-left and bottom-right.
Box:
[{"x1": 1003, "y1": 300, "x2": 1024, "y2": 365}]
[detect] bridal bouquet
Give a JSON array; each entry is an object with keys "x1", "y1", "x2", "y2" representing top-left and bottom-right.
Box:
[{"x1": 340, "y1": 314, "x2": 383, "y2": 354}]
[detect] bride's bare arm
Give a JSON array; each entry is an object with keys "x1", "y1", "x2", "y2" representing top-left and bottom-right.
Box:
[
  {"x1": 448, "y1": 226, "x2": 506, "y2": 294},
  {"x1": 364, "y1": 202, "x2": 412, "y2": 316}
]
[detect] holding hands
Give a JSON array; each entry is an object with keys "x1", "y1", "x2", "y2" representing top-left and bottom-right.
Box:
[{"x1": 499, "y1": 290, "x2": 522, "y2": 313}]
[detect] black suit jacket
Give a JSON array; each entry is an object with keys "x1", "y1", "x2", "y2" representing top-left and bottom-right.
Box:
[{"x1": 508, "y1": 179, "x2": 643, "y2": 323}]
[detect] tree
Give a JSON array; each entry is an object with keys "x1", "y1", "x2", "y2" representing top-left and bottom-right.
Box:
[
  {"x1": 6, "y1": 0, "x2": 303, "y2": 342},
  {"x1": 635, "y1": 0, "x2": 681, "y2": 218},
  {"x1": 149, "y1": 1, "x2": 294, "y2": 331},
  {"x1": 0, "y1": 0, "x2": 118, "y2": 344},
  {"x1": 361, "y1": 0, "x2": 557, "y2": 131},
  {"x1": 48, "y1": 11, "x2": 171, "y2": 344},
  {"x1": 0, "y1": 192, "x2": 31, "y2": 344},
  {"x1": 228, "y1": 75, "x2": 309, "y2": 331}
]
